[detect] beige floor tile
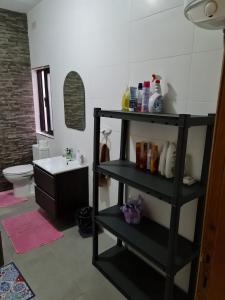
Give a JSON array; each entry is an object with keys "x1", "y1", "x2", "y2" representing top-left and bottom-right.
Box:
[{"x1": 0, "y1": 194, "x2": 125, "y2": 300}]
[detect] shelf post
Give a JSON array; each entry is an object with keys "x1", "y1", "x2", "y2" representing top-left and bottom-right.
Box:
[
  {"x1": 93, "y1": 108, "x2": 101, "y2": 263},
  {"x1": 118, "y1": 119, "x2": 129, "y2": 205},
  {"x1": 188, "y1": 117, "x2": 215, "y2": 298},
  {"x1": 117, "y1": 119, "x2": 129, "y2": 247},
  {"x1": 164, "y1": 115, "x2": 189, "y2": 300}
]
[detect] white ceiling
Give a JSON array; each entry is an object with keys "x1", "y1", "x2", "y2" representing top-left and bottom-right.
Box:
[{"x1": 0, "y1": 0, "x2": 42, "y2": 13}]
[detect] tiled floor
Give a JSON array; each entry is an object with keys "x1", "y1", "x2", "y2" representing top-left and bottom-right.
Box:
[{"x1": 0, "y1": 195, "x2": 125, "y2": 300}]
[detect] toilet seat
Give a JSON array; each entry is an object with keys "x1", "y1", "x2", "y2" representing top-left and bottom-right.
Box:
[{"x1": 3, "y1": 164, "x2": 33, "y2": 176}]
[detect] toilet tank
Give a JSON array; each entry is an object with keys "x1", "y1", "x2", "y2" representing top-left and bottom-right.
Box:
[{"x1": 32, "y1": 143, "x2": 50, "y2": 160}]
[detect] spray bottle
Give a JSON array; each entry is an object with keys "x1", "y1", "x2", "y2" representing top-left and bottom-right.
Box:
[{"x1": 149, "y1": 77, "x2": 163, "y2": 113}]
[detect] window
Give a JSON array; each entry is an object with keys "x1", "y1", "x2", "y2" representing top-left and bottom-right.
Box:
[{"x1": 36, "y1": 67, "x2": 54, "y2": 136}]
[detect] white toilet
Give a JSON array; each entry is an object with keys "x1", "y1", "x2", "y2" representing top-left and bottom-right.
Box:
[
  {"x1": 3, "y1": 165, "x2": 34, "y2": 197},
  {"x1": 2, "y1": 141, "x2": 50, "y2": 198}
]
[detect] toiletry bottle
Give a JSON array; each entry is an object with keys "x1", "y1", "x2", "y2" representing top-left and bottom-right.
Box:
[
  {"x1": 155, "y1": 79, "x2": 162, "y2": 95},
  {"x1": 139, "y1": 142, "x2": 148, "y2": 170},
  {"x1": 150, "y1": 144, "x2": 159, "y2": 174},
  {"x1": 151, "y1": 74, "x2": 157, "y2": 95},
  {"x1": 66, "y1": 148, "x2": 73, "y2": 160},
  {"x1": 141, "y1": 81, "x2": 150, "y2": 113},
  {"x1": 146, "y1": 143, "x2": 152, "y2": 171},
  {"x1": 139, "y1": 142, "x2": 144, "y2": 169},
  {"x1": 143, "y1": 142, "x2": 148, "y2": 170},
  {"x1": 136, "y1": 142, "x2": 141, "y2": 168},
  {"x1": 152, "y1": 79, "x2": 163, "y2": 113},
  {"x1": 129, "y1": 87, "x2": 137, "y2": 112},
  {"x1": 136, "y1": 83, "x2": 143, "y2": 112},
  {"x1": 121, "y1": 87, "x2": 129, "y2": 111}
]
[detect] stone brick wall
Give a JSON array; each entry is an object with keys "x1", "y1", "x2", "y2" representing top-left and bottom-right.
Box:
[{"x1": 0, "y1": 9, "x2": 36, "y2": 191}]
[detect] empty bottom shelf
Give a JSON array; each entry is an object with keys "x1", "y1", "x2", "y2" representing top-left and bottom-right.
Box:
[{"x1": 94, "y1": 246, "x2": 189, "y2": 300}]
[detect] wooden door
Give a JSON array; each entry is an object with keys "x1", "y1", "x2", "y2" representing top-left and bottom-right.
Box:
[{"x1": 195, "y1": 30, "x2": 225, "y2": 300}]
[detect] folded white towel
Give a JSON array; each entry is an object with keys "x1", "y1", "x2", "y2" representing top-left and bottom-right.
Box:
[
  {"x1": 165, "y1": 142, "x2": 176, "y2": 179},
  {"x1": 158, "y1": 141, "x2": 169, "y2": 176}
]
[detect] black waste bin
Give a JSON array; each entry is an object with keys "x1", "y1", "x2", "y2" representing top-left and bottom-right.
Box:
[{"x1": 77, "y1": 206, "x2": 93, "y2": 238}]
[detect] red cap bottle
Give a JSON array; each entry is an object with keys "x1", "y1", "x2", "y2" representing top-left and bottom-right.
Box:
[{"x1": 143, "y1": 81, "x2": 150, "y2": 88}]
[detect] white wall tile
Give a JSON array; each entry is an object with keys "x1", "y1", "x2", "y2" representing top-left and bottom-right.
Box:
[
  {"x1": 193, "y1": 27, "x2": 223, "y2": 53},
  {"x1": 175, "y1": 264, "x2": 191, "y2": 292},
  {"x1": 89, "y1": 65, "x2": 129, "y2": 103},
  {"x1": 187, "y1": 101, "x2": 218, "y2": 115},
  {"x1": 188, "y1": 50, "x2": 223, "y2": 104},
  {"x1": 129, "y1": 6, "x2": 194, "y2": 62},
  {"x1": 131, "y1": 0, "x2": 182, "y2": 21},
  {"x1": 186, "y1": 126, "x2": 206, "y2": 179}
]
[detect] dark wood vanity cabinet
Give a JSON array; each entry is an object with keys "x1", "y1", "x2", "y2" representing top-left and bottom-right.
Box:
[{"x1": 34, "y1": 165, "x2": 89, "y2": 221}]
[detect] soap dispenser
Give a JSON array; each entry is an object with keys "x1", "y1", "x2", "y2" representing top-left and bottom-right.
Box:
[{"x1": 76, "y1": 149, "x2": 84, "y2": 164}]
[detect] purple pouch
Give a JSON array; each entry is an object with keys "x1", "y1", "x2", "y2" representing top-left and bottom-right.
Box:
[{"x1": 121, "y1": 196, "x2": 143, "y2": 224}]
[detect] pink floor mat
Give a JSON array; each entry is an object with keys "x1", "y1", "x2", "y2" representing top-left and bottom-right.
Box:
[
  {"x1": 0, "y1": 190, "x2": 27, "y2": 208},
  {"x1": 1, "y1": 210, "x2": 64, "y2": 254}
]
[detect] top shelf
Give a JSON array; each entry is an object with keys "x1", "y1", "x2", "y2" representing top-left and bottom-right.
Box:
[{"x1": 96, "y1": 109, "x2": 214, "y2": 127}]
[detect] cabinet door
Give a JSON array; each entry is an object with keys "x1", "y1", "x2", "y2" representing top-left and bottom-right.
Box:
[
  {"x1": 56, "y1": 167, "x2": 89, "y2": 213},
  {"x1": 35, "y1": 186, "x2": 57, "y2": 219},
  {"x1": 34, "y1": 166, "x2": 56, "y2": 198}
]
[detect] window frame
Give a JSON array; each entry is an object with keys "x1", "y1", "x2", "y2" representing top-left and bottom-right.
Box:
[{"x1": 36, "y1": 67, "x2": 54, "y2": 136}]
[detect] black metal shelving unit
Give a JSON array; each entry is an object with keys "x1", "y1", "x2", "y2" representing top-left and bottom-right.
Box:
[{"x1": 92, "y1": 108, "x2": 214, "y2": 300}]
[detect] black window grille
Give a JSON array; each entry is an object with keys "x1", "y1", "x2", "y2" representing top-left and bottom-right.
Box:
[{"x1": 36, "y1": 67, "x2": 54, "y2": 135}]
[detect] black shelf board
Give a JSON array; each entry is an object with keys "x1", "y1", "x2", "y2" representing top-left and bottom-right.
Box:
[
  {"x1": 96, "y1": 206, "x2": 197, "y2": 274},
  {"x1": 94, "y1": 246, "x2": 189, "y2": 300},
  {"x1": 97, "y1": 110, "x2": 214, "y2": 127},
  {"x1": 96, "y1": 160, "x2": 205, "y2": 204}
]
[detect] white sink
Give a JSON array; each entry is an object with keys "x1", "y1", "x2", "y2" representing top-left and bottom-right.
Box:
[{"x1": 33, "y1": 156, "x2": 87, "y2": 175}]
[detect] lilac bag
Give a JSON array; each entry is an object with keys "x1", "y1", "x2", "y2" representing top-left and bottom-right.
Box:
[{"x1": 121, "y1": 196, "x2": 143, "y2": 224}]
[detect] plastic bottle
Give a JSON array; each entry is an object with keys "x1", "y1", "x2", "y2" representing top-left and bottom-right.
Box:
[
  {"x1": 150, "y1": 144, "x2": 159, "y2": 174},
  {"x1": 151, "y1": 74, "x2": 157, "y2": 94},
  {"x1": 152, "y1": 79, "x2": 163, "y2": 113},
  {"x1": 136, "y1": 83, "x2": 143, "y2": 112},
  {"x1": 129, "y1": 87, "x2": 137, "y2": 112},
  {"x1": 154, "y1": 79, "x2": 162, "y2": 94},
  {"x1": 65, "y1": 148, "x2": 73, "y2": 160},
  {"x1": 146, "y1": 143, "x2": 152, "y2": 171},
  {"x1": 141, "y1": 81, "x2": 150, "y2": 113},
  {"x1": 121, "y1": 87, "x2": 129, "y2": 111},
  {"x1": 136, "y1": 142, "x2": 141, "y2": 168}
]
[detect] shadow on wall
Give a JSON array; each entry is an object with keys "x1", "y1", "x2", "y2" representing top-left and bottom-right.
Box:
[
  {"x1": 0, "y1": 8, "x2": 36, "y2": 191},
  {"x1": 163, "y1": 83, "x2": 178, "y2": 114}
]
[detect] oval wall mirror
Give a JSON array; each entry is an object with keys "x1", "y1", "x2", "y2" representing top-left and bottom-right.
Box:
[{"x1": 63, "y1": 71, "x2": 86, "y2": 131}]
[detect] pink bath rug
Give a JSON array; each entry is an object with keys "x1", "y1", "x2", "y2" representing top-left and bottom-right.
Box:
[
  {"x1": 1, "y1": 210, "x2": 64, "y2": 254},
  {"x1": 0, "y1": 190, "x2": 27, "y2": 208}
]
